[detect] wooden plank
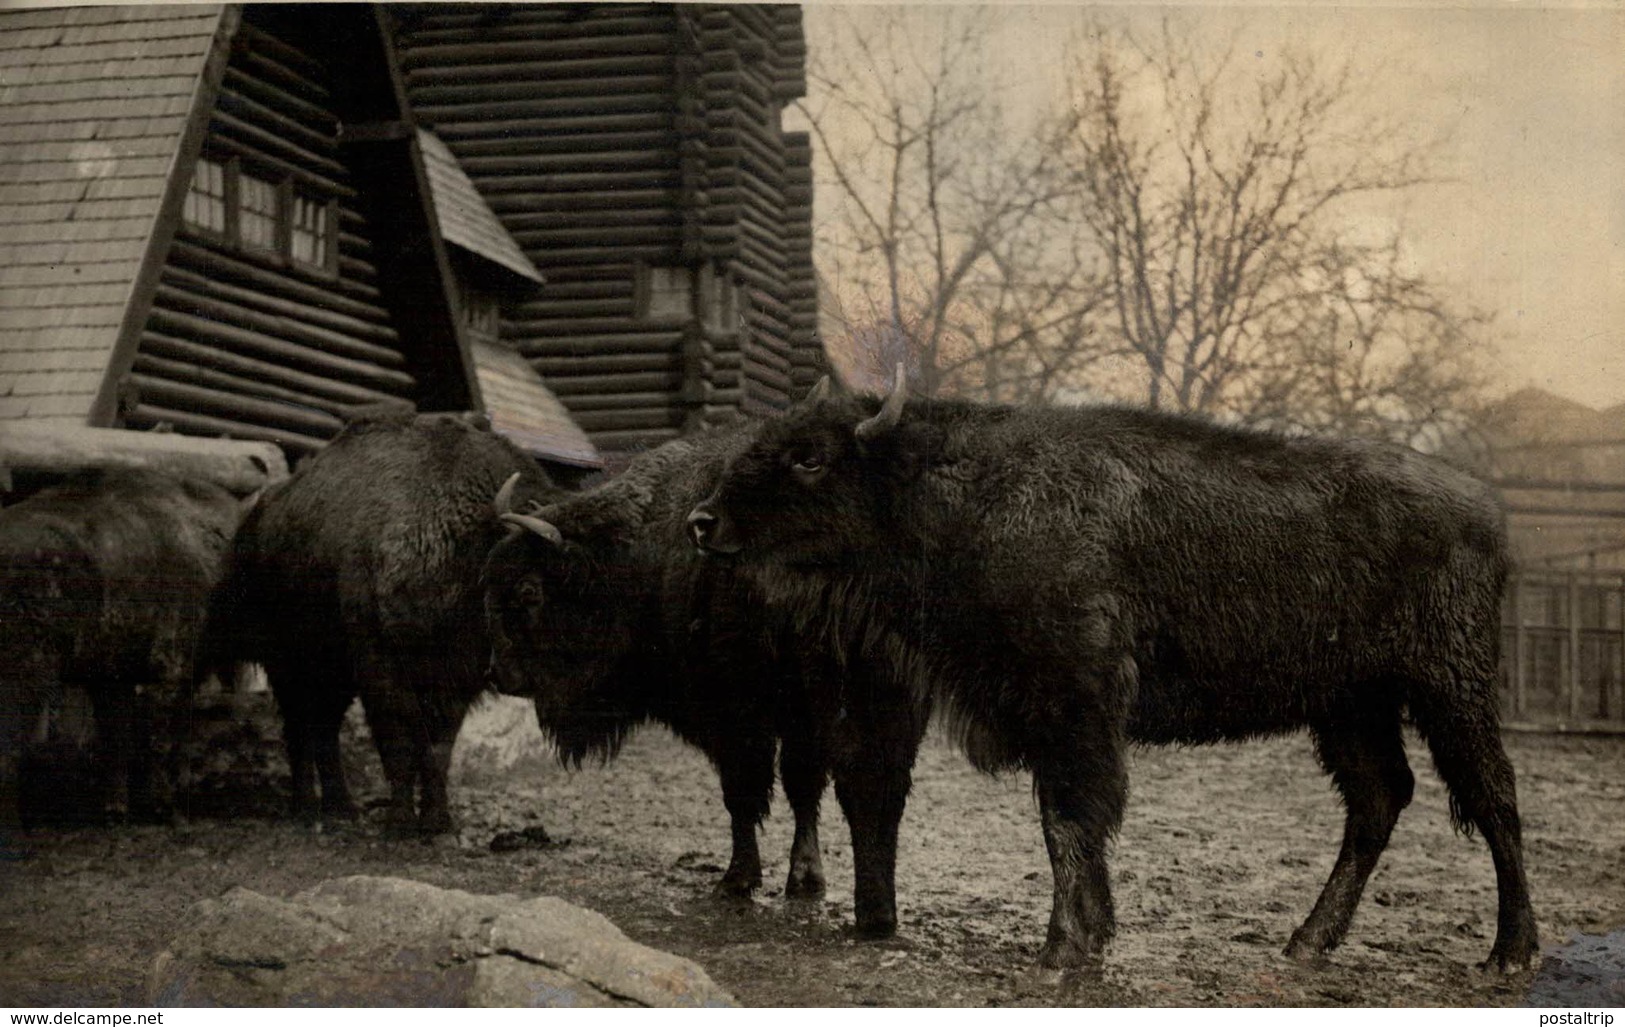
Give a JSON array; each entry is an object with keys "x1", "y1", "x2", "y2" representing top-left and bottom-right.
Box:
[
  {"x1": 127, "y1": 373, "x2": 346, "y2": 438},
  {"x1": 146, "y1": 307, "x2": 415, "y2": 394},
  {"x1": 152, "y1": 284, "x2": 405, "y2": 369},
  {"x1": 167, "y1": 239, "x2": 392, "y2": 326},
  {"x1": 123, "y1": 402, "x2": 325, "y2": 455},
  {"x1": 139, "y1": 331, "x2": 402, "y2": 407},
  {"x1": 160, "y1": 265, "x2": 399, "y2": 346}
]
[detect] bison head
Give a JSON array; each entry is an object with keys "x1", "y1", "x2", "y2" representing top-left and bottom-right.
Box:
[
  {"x1": 688, "y1": 365, "x2": 920, "y2": 568},
  {"x1": 482, "y1": 472, "x2": 673, "y2": 766}
]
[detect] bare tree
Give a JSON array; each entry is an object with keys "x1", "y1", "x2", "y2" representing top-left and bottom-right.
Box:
[
  {"x1": 801, "y1": 8, "x2": 1103, "y2": 401},
  {"x1": 1051, "y1": 17, "x2": 1494, "y2": 443}
]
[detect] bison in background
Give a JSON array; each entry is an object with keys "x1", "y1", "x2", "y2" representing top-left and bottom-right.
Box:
[
  {"x1": 688, "y1": 369, "x2": 1538, "y2": 973},
  {"x1": 0, "y1": 468, "x2": 250, "y2": 850},
  {"x1": 482, "y1": 427, "x2": 842, "y2": 899},
  {"x1": 209, "y1": 411, "x2": 557, "y2": 836}
]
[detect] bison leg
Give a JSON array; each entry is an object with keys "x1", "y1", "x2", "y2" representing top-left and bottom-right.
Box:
[
  {"x1": 414, "y1": 698, "x2": 464, "y2": 837},
  {"x1": 714, "y1": 735, "x2": 775, "y2": 898},
  {"x1": 313, "y1": 716, "x2": 357, "y2": 821},
  {"x1": 1032, "y1": 740, "x2": 1125, "y2": 969},
  {"x1": 834, "y1": 762, "x2": 911, "y2": 937},
  {"x1": 357, "y1": 697, "x2": 421, "y2": 835},
  {"x1": 1413, "y1": 698, "x2": 1539, "y2": 972},
  {"x1": 780, "y1": 732, "x2": 828, "y2": 898},
  {"x1": 1286, "y1": 715, "x2": 1413, "y2": 962},
  {"x1": 87, "y1": 683, "x2": 134, "y2": 822}
]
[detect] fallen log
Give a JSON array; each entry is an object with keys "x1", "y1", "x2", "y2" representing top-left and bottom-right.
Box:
[{"x1": 0, "y1": 422, "x2": 289, "y2": 498}]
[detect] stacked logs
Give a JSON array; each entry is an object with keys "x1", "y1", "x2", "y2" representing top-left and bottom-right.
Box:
[
  {"x1": 396, "y1": 3, "x2": 820, "y2": 453},
  {"x1": 127, "y1": 19, "x2": 416, "y2": 455}
]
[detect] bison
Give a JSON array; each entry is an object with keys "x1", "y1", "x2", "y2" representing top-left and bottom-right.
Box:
[
  {"x1": 1, "y1": 468, "x2": 250, "y2": 849},
  {"x1": 686, "y1": 369, "x2": 1539, "y2": 973},
  {"x1": 209, "y1": 410, "x2": 556, "y2": 835},
  {"x1": 482, "y1": 426, "x2": 839, "y2": 898}
]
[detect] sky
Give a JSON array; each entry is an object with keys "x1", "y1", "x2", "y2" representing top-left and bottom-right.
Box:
[{"x1": 801, "y1": 2, "x2": 1625, "y2": 411}]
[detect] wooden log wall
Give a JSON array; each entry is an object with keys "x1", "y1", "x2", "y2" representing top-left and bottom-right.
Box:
[
  {"x1": 397, "y1": 3, "x2": 821, "y2": 452},
  {"x1": 128, "y1": 17, "x2": 416, "y2": 455}
]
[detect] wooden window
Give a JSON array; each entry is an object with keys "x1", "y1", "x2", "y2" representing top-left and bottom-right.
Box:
[
  {"x1": 290, "y1": 193, "x2": 332, "y2": 270},
  {"x1": 183, "y1": 158, "x2": 227, "y2": 234},
  {"x1": 637, "y1": 265, "x2": 694, "y2": 321},
  {"x1": 459, "y1": 285, "x2": 501, "y2": 340},
  {"x1": 238, "y1": 172, "x2": 281, "y2": 252},
  {"x1": 183, "y1": 156, "x2": 336, "y2": 273}
]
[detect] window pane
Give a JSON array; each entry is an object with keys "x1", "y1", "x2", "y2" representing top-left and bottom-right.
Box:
[
  {"x1": 290, "y1": 194, "x2": 329, "y2": 268},
  {"x1": 183, "y1": 158, "x2": 225, "y2": 233},
  {"x1": 239, "y1": 173, "x2": 280, "y2": 251}
]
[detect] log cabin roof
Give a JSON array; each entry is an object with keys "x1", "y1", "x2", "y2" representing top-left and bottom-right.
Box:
[
  {"x1": 418, "y1": 128, "x2": 543, "y2": 287},
  {"x1": 471, "y1": 339, "x2": 600, "y2": 468},
  {"x1": 0, "y1": 4, "x2": 227, "y2": 428}
]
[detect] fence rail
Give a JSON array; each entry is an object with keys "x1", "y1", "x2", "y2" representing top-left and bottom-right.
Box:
[{"x1": 1499, "y1": 570, "x2": 1625, "y2": 732}]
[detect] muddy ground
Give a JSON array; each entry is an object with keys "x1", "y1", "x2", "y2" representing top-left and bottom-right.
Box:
[{"x1": 1, "y1": 725, "x2": 1621, "y2": 1008}]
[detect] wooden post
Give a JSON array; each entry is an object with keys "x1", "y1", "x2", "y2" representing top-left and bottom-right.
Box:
[
  {"x1": 1511, "y1": 574, "x2": 1526, "y2": 721},
  {"x1": 1568, "y1": 573, "x2": 1584, "y2": 723}
]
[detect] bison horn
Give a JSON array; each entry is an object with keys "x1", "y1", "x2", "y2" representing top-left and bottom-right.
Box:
[
  {"x1": 500, "y1": 511, "x2": 564, "y2": 547},
  {"x1": 493, "y1": 472, "x2": 521, "y2": 516},
  {"x1": 806, "y1": 375, "x2": 833, "y2": 403},
  {"x1": 855, "y1": 362, "x2": 908, "y2": 440}
]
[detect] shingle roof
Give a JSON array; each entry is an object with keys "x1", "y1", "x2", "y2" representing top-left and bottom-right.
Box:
[
  {"x1": 471, "y1": 339, "x2": 600, "y2": 468},
  {"x1": 0, "y1": 4, "x2": 225, "y2": 427},
  {"x1": 417, "y1": 128, "x2": 543, "y2": 287}
]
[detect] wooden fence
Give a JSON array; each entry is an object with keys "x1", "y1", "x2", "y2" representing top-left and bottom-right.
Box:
[{"x1": 1499, "y1": 571, "x2": 1625, "y2": 732}]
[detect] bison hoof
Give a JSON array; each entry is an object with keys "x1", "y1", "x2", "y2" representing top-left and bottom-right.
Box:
[
  {"x1": 853, "y1": 915, "x2": 897, "y2": 940},
  {"x1": 1282, "y1": 936, "x2": 1330, "y2": 967},
  {"x1": 417, "y1": 814, "x2": 456, "y2": 838},
  {"x1": 321, "y1": 798, "x2": 360, "y2": 822},
  {"x1": 714, "y1": 872, "x2": 761, "y2": 900},
  {"x1": 784, "y1": 866, "x2": 827, "y2": 899},
  {"x1": 1037, "y1": 938, "x2": 1105, "y2": 970},
  {"x1": 1479, "y1": 941, "x2": 1540, "y2": 975}
]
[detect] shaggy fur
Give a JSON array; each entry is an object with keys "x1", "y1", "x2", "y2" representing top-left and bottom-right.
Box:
[
  {"x1": 482, "y1": 426, "x2": 840, "y2": 899},
  {"x1": 0, "y1": 469, "x2": 247, "y2": 846},
  {"x1": 209, "y1": 411, "x2": 557, "y2": 835},
  {"x1": 690, "y1": 389, "x2": 1538, "y2": 972}
]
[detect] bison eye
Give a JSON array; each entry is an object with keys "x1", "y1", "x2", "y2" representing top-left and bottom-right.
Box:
[{"x1": 791, "y1": 454, "x2": 827, "y2": 483}]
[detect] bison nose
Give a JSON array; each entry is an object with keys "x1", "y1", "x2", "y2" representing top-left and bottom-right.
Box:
[
  {"x1": 687, "y1": 508, "x2": 718, "y2": 549},
  {"x1": 687, "y1": 506, "x2": 742, "y2": 555}
]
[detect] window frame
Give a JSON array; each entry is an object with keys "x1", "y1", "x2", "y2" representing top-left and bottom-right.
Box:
[{"x1": 180, "y1": 152, "x2": 339, "y2": 277}]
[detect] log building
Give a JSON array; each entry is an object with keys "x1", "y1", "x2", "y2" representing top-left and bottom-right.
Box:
[{"x1": 0, "y1": 3, "x2": 821, "y2": 480}]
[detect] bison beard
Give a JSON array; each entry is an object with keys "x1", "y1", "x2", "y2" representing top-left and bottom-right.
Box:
[
  {"x1": 481, "y1": 428, "x2": 838, "y2": 900},
  {"x1": 208, "y1": 411, "x2": 556, "y2": 836},
  {"x1": 0, "y1": 468, "x2": 249, "y2": 849},
  {"x1": 688, "y1": 370, "x2": 1539, "y2": 973}
]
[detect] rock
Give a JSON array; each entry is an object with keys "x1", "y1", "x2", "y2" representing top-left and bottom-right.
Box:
[
  {"x1": 146, "y1": 875, "x2": 737, "y2": 1008},
  {"x1": 452, "y1": 695, "x2": 554, "y2": 780},
  {"x1": 1527, "y1": 930, "x2": 1625, "y2": 1007}
]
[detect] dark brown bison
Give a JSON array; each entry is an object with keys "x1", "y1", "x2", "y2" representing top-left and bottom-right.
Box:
[
  {"x1": 687, "y1": 370, "x2": 1537, "y2": 973},
  {"x1": 482, "y1": 427, "x2": 839, "y2": 898},
  {"x1": 1, "y1": 468, "x2": 250, "y2": 850},
  {"x1": 209, "y1": 411, "x2": 557, "y2": 835}
]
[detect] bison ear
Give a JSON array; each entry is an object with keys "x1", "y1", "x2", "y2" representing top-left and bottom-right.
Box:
[{"x1": 855, "y1": 363, "x2": 908, "y2": 441}]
